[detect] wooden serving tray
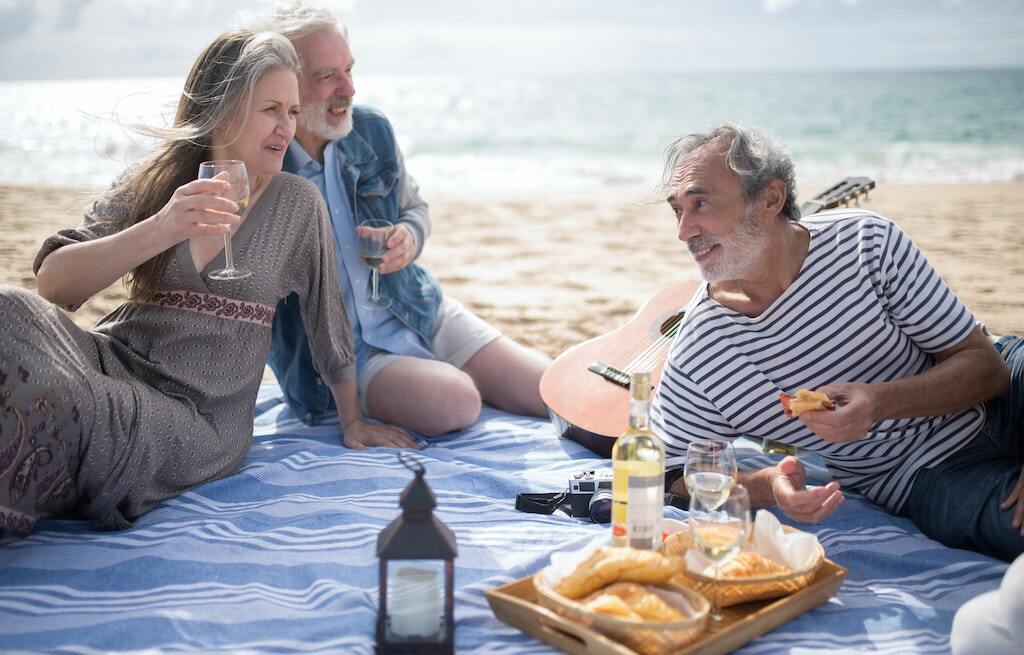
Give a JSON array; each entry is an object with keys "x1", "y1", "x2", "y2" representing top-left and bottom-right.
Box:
[{"x1": 485, "y1": 559, "x2": 847, "y2": 655}]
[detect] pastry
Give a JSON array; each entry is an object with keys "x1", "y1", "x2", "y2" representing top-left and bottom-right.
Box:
[
  {"x1": 662, "y1": 530, "x2": 694, "y2": 557},
  {"x1": 780, "y1": 389, "x2": 835, "y2": 417},
  {"x1": 582, "y1": 582, "x2": 684, "y2": 623},
  {"x1": 719, "y1": 550, "x2": 793, "y2": 579},
  {"x1": 553, "y1": 547, "x2": 683, "y2": 600}
]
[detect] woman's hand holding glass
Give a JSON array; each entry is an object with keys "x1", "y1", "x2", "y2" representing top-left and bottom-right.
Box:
[
  {"x1": 151, "y1": 176, "x2": 241, "y2": 246},
  {"x1": 690, "y1": 484, "x2": 751, "y2": 628}
]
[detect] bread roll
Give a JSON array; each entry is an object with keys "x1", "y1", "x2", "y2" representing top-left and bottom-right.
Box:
[
  {"x1": 553, "y1": 547, "x2": 683, "y2": 599},
  {"x1": 582, "y1": 582, "x2": 684, "y2": 623}
]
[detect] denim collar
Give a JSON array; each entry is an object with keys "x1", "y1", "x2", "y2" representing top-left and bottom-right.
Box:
[
  {"x1": 285, "y1": 126, "x2": 379, "y2": 171},
  {"x1": 336, "y1": 124, "x2": 378, "y2": 167}
]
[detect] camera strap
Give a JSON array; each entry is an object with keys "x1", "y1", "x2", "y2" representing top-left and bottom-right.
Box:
[{"x1": 514, "y1": 492, "x2": 567, "y2": 515}]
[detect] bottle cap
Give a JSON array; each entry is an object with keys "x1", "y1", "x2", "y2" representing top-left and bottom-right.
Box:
[{"x1": 629, "y1": 371, "x2": 652, "y2": 401}]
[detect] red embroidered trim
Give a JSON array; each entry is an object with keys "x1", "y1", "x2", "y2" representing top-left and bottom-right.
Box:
[{"x1": 138, "y1": 290, "x2": 275, "y2": 326}]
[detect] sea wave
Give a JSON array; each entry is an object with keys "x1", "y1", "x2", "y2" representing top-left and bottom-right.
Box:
[{"x1": 2, "y1": 69, "x2": 1022, "y2": 191}]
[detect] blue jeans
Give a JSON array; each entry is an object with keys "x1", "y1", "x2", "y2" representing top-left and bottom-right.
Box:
[{"x1": 900, "y1": 335, "x2": 1024, "y2": 562}]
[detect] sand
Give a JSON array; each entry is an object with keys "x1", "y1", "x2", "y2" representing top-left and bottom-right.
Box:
[{"x1": 1, "y1": 181, "x2": 1021, "y2": 361}]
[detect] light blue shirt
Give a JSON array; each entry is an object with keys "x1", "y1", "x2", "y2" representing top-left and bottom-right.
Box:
[{"x1": 284, "y1": 140, "x2": 432, "y2": 370}]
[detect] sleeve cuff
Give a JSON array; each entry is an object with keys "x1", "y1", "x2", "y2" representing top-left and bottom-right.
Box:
[{"x1": 322, "y1": 364, "x2": 356, "y2": 385}]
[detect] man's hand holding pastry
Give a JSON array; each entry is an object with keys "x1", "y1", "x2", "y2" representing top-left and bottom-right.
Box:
[{"x1": 797, "y1": 382, "x2": 878, "y2": 443}]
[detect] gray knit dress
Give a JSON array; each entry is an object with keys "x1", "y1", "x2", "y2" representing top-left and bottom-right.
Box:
[{"x1": 0, "y1": 173, "x2": 354, "y2": 532}]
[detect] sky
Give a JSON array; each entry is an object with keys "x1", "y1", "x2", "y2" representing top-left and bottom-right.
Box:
[{"x1": 0, "y1": 0, "x2": 1022, "y2": 80}]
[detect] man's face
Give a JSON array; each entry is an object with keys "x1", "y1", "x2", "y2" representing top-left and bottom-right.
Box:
[
  {"x1": 292, "y1": 27, "x2": 355, "y2": 143},
  {"x1": 666, "y1": 142, "x2": 768, "y2": 282}
]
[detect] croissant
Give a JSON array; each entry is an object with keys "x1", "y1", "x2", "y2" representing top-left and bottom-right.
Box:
[
  {"x1": 780, "y1": 389, "x2": 835, "y2": 417},
  {"x1": 662, "y1": 530, "x2": 694, "y2": 557},
  {"x1": 553, "y1": 547, "x2": 683, "y2": 600},
  {"x1": 718, "y1": 551, "x2": 793, "y2": 579},
  {"x1": 582, "y1": 582, "x2": 684, "y2": 623}
]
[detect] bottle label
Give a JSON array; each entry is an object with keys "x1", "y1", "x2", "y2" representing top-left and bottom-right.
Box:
[{"x1": 626, "y1": 473, "x2": 663, "y2": 548}]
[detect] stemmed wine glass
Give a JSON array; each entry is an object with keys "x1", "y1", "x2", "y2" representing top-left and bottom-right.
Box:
[
  {"x1": 358, "y1": 218, "x2": 392, "y2": 308},
  {"x1": 198, "y1": 160, "x2": 251, "y2": 281},
  {"x1": 689, "y1": 484, "x2": 751, "y2": 629},
  {"x1": 683, "y1": 440, "x2": 737, "y2": 511}
]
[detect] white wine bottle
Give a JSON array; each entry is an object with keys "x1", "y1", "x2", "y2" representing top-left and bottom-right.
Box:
[{"x1": 611, "y1": 371, "x2": 665, "y2": 549}]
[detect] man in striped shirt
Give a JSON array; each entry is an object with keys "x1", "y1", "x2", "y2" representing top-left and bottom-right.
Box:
[{"x1": 650, "y1": 124, "x2": 1023, "y2": 561}]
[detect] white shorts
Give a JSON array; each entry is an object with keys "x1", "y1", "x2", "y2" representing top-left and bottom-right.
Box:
[{"x1": 357, "y1": 296, "x2": 502, "y2": 413}]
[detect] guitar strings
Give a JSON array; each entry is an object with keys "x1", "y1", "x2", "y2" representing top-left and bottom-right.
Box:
[
  {"x1": 621, "y1": 330, "x2": 677, "y2": 374},
  {"x1": 625, "y1": 336, "x2": 671, "y2": 374}
]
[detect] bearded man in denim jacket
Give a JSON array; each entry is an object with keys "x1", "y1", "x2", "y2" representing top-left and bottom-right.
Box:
[{"x1": 257, "y1": 3, "x2": 550, "y2": 447}]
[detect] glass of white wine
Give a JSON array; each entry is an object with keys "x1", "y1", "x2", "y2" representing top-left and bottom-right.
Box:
[
  {"x1": 198, "y1": 160, "x2": 251, "y2": 281},
  {"x1": 683, "y1": 440, "x2": 737, "y2": 511},
  {"x1": 358, "y1": 218, "x2": 392, "y2": 308},
  {"x1": 689, "y1": 484, "x2": 751, "y2": 628}
]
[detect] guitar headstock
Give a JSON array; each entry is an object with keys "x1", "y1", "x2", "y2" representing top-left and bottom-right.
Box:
[{"x1": 800, "y1": 176, "x2": 876, "y2": 216}]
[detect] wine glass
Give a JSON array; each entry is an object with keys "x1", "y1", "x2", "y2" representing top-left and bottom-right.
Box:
[
  {"x1": 689, "y1": 484, "x2": 751, "y2": 629},
  {"x1": 683, "y1": 440, "x2": 737, "y2": 511},
  {"x1": 358, "y1": 218, "x2": 392, "y2": 308},
  {"x1": 198, "y1": 160, "x2": 251, "y2": 281}
]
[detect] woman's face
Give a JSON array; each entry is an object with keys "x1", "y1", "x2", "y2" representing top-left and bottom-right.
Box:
[{"x1": 212, "y1": 67, "x2": 299, "y2": 180}]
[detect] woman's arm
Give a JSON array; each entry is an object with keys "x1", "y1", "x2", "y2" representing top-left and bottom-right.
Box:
[
  {"x1": 329, "y1": 378, "x2": 420, "y2": 450},
  {"x1": 36, "y1": 177, "x2": 238, "y2": 308}
]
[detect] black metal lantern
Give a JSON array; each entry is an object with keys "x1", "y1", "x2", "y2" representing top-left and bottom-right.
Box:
[{"x1": 376, "y1": 453, "x2": 457, "y2": 654}]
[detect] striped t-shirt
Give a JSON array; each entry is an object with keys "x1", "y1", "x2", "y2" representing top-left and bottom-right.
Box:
[{"x1": 650, "y1": 210, "x2": 983, "y2": 513}]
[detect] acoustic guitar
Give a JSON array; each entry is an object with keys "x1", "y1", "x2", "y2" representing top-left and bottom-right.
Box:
[{"x1": 540, "y1": 177, "x2": 876, "y2": 457}]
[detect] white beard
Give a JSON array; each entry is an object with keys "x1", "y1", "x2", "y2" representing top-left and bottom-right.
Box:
[
  {"x1": 688, "y1": 208, "x2": 766, "y2": 282},
  {"x1": 299, "y1": 97, "x2": 354, "y2": 141}
]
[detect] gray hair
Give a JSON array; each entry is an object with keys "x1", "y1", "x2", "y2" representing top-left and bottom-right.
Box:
[
  {"x1": 242, "y1": 0, "x2": 347, "y2": 41},
  {"x1": 117, "y1": 29, "x2": 300, "y2": 298},
  {"x1": 661, "y1": 124, "x2": 800, "y2": 221}
]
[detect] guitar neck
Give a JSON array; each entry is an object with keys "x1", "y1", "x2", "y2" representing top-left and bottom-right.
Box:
[
  {"x1": 800, "y1": 177, "x2": 875, "y2": 217},
  {"x1": 799, "y1": 199, "x2": 828, "y2": 216}
]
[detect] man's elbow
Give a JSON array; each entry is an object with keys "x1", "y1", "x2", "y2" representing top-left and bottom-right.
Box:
[{"x1": 991, "y1": 357, "x2": 1011, "y2": 399}]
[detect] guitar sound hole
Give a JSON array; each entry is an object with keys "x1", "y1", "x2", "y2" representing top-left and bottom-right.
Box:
[{"x1": 659, "y1": 311, "x2": 684, "y2": 337}]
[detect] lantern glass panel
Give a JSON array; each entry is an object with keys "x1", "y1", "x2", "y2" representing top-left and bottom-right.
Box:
[{"x1": 385, "y1": 559, "x2": 447, "y2": 642}]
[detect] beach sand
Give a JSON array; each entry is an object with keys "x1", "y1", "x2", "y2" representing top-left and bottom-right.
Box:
[{"x1": 1, "y1": 182, "x2": 1021, "y2": 361}]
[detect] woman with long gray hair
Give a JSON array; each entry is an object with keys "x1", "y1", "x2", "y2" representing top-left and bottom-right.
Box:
[{"x1": 0, "y1": 28, "x2": 414, "y2": 536}]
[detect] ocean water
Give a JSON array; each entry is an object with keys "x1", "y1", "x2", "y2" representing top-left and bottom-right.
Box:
[{"x1": 1, "y1": 68, "x2": 1022, "y2": 194}]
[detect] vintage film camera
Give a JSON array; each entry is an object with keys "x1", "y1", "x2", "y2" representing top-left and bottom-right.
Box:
[{"x1": 567, "y1": 469, "x2": 613, "y2": 523}]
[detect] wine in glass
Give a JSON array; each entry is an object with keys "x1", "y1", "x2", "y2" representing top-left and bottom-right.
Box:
[
  {"x1": 358, "y1": 218, "x2": 392, "y2": 308},
  {"x1": 199, "y1": 160, "x2": 251, "y2": 281},
  {"x1": 683, "y1": 440, "x2": 737, "y2": 511},
  {"x1": 689, "y1": 484, "x2": 751, "y2": 628}
]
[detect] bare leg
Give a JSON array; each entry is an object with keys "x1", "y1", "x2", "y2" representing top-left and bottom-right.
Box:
[
  {"x1": 365, "y1": 357, "x2": 482, "y2": 437},
  {"x1": 461, "y1": 337, "x2": 550, "y2": 418}
]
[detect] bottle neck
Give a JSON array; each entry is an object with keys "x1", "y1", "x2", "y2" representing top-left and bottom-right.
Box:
[{"x1": 629, "y1": 398, "x2": 651, "y2": 430}]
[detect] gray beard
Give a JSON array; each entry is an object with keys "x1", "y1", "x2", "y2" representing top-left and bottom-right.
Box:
[
  {"x1": 690, "y1": 208, "x2": 766, "y2": 282},
  {"x1": 299, "y1": 102, "x2": 354, "y2": 141}
]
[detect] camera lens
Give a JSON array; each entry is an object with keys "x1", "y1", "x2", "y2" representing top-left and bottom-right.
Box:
[{"x1": 588, "y1": 489, "x2": 613, "y2": 524}]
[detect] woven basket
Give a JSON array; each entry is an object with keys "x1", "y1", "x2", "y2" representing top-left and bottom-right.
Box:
[
  {"x1": 665, "y1": 526, "x2": 824, "y2": 607},
  {"x1": 533, "y1": 571, "x2": 709, "y2": 655}
]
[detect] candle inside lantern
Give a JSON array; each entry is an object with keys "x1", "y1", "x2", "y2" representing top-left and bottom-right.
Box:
[{"x1": 389, "y1": 565, "x2": 442, "y2": 639}]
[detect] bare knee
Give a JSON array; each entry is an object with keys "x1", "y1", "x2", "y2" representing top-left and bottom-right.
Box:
[
  {"x1": 367, "y1": 362, "x2": 482, "y2": 437},
  {"x1": 422, "y1": 373, "x2": 481, "y2": 436}
]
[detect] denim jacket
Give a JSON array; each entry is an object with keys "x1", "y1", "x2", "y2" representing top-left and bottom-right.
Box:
[{"x1": 269, "y1": 106, "x2": 443, "y2": 424}]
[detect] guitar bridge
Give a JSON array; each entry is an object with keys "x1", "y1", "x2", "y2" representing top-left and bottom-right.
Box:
[{"x1": 587, "y1": 362, "x2": 631, "y2": 388}]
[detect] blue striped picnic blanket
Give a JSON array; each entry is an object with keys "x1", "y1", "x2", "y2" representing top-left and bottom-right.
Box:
[{"x1": 0, "y1": 383, "x2": 1008, "y2": 654}]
